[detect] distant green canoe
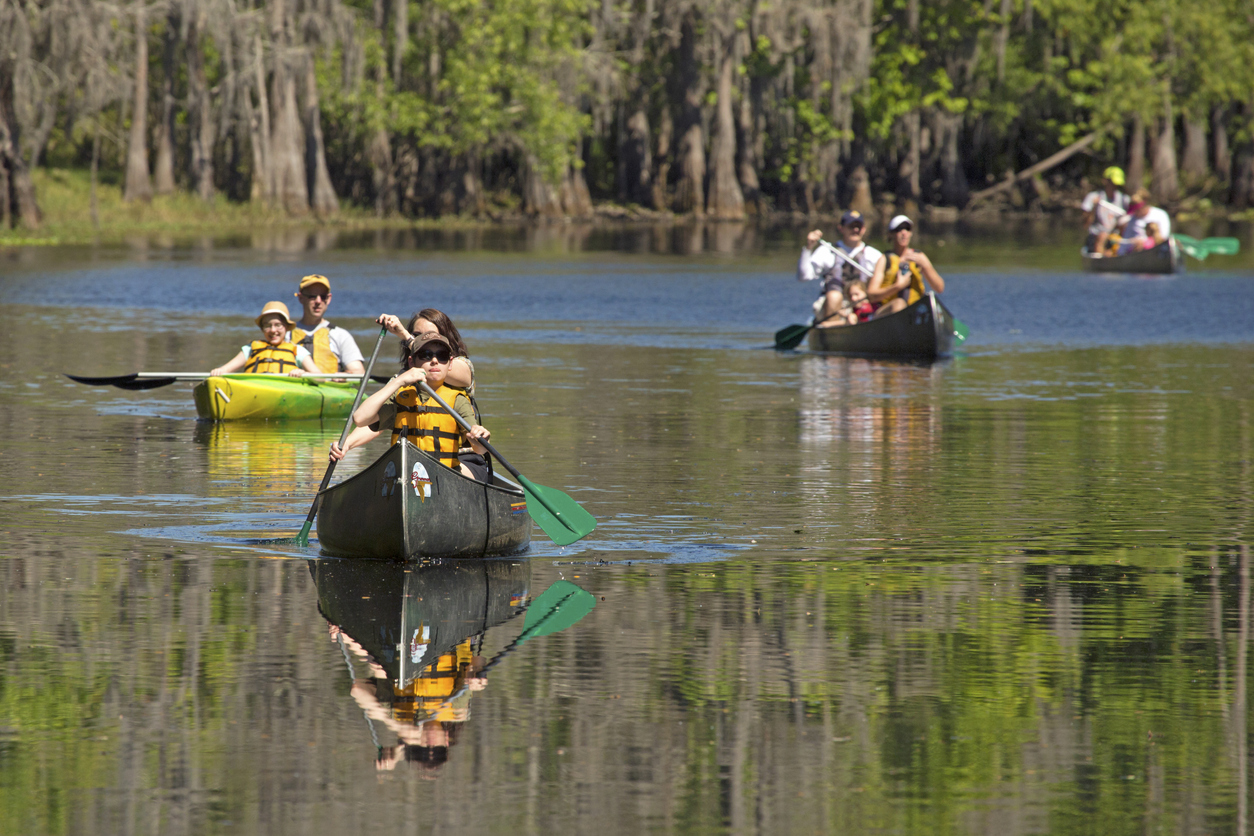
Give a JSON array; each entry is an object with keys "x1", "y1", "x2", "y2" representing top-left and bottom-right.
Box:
[{"x1": 192, "y1": 374, "x2": 361, "y2": 421}]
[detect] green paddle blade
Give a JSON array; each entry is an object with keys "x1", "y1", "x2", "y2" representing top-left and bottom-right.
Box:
[
  {"x1": 1201, "y1": 237, "x2": 1240, "y2": 255},
  {"x1": 953, "y1": 318, "x2": 969, "y2": 343},
  {"x1": 517, "y1": 475, "x2": 597, "y2": 546},
  {"x1": 519, "y1": 580, "x2": 597, "y2": 642},
  {"x1": 1173, "y1": 234, "x2": 1207, "y2": 260},
  {"x1": 774, "y1": 322, "x2": 811, "y2": 350}
]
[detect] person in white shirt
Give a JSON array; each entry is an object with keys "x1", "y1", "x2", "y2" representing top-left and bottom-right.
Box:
[
  {"x1": 291, "y1": 274, "x2": 366, "y2": 375},
  {"x1": 1115, "y1": 190, "x2": 1171, "y2": 255},
  {"x1": 796, "y1": 210, "x2": 886, "y2": 328},
  {"x1": 1080, "y1": 166, "x2": 1130, "y2": 256}
]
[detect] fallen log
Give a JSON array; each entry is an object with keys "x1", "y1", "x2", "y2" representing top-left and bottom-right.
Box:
[{"x1": 967, "y1": 131, "x2": 1100, "y2": 205}]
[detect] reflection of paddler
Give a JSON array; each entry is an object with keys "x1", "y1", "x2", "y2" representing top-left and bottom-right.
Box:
[{"x1": 311, "y1": 557, "x2": 528, "y2": 771}]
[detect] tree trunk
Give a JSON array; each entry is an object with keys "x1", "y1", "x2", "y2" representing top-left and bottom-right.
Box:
[
  {"x1": 735, "y1": 66, "x2": 760, "y2": 212},
  {"x1": 1213, "y1": 107, "x2": 1230, "y2": 183},
  {"x1": 1150, "y1": 93, "x2": 1178, "y2": 204},
  {"x1": 652, "y1": 106, "x2": 672, "y2": 211},
  {"x1": 560, "y1": 162, "x2": 593, "y2": 218},
  {"x1": 392, "y1": 0, "x2": 407, "y2": 87},
  {"x1": 706, "y1": 40, "x2": 744, "y2": 219},
  {"x1": 899, "y1": 110, "x2": 921, "y2": 204},
  {"x1": 188, "y1": 15, "x2": 216, "y2": 202},
  {"x1": 621, "y1": 108, "x2": 652, "y2": 206},
  {"x1": 671, "y1": 13, "x2": 705, "y2": 215},
  {"x1": 153, "y1": 12, "x2": 178, "y2": 196},
  {"x1": 522, "y1": 152, "x2": 562, "y2": 217},
  {"x1": 250, "y1": 37, "x2": 273, "y2": 205},
  {"x1": 1127, "y1": 114, "x2": 1145, "y2": 194},
  {"x1": 937, "y1": 111, "x2": 968, "y2": 206},
  {"x1": 995, "y1": 0, "x2": 1011, "y2": 83},
  {"x1": 1233, "y1": 143, "x2": 1254, "y2": 209},
  {"x1": 271, "y1": 64, "x2": 309, "y2": 215},
  {"x1": 124, "y1": 3, "x2": 153, "y2": 203},
  {"x1": 369, "y1": 126, "x2": 395, "y2": 217},
  {"x1": 303, "y1": 55, "x2": 339, "y2": 216},
  {"x1": 0, "y1": 73, "x2": 39, "y2": 227},
  {"x1": 0, "y1": 154, "x2": 9, "y2": 229},
  {"x1": 1181, "y1": 116, "x2": 1208, "y2": 189}
]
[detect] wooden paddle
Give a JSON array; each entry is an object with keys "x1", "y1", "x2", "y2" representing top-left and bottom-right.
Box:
[
  {"x1": 66, "y1": 371, "x2": 393, "y2": 390},
  {"x1": 276, "y1": 326, "x2": 389, "y2": 547},
  {"x1": 417, "y1": 381, "x2": 597, "y2": 546}
]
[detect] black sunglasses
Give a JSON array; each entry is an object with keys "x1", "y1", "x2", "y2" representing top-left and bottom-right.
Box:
[
  {"x1": 414, "y1": 347, "x2": 451, "y2": 363},
  {"x1": 893, "y1": 224, "x2": 913, "y2": 232},
  {"x1": 301, "y1": 292, "x2": 330, "y2": 301}
]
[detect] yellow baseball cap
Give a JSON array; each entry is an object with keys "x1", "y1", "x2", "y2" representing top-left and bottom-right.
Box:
[
  {"x1": 298, "y1": 274, "x2": 331, "y2": 292},
  {"x1": 1103, "y1": 166, "x2": 1126, "y2": 186},
  {"x1": 255, "y1": 301, "x2": 296, "y2": 329}
]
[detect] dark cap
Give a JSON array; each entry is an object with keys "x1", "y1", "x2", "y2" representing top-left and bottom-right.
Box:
[
  {"x1": 409, "y1": 332, "x2": 452, "y2": 354},
  {"x1": 840, "y1": 210, "x2": 865, "y2": 227}
]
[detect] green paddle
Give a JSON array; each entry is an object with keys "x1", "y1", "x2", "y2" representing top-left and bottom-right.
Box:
[
  {"x1": 475, "y1": 580, "x2": 597, "y2": 678},
  {"x1": 417, "y1": 381, "x2": 597, "y2": 546},
  {"x1": 1173, "y1": 233, "x2": 1241, "y2": 260},
  {"x1": 273, "y1": 326, "x2": 388, "y2": 547},
  {"x1": 774, "y1": 309, "x2": 845, "y2": 350}
]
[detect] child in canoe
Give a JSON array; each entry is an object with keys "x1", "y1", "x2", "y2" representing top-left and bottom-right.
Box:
[
  {"x1": 329, "y1": 331, "x2": 492, "y2": 481},
  {"x1": 210, "y1": 301, "x2": 321, "y2": 377}
]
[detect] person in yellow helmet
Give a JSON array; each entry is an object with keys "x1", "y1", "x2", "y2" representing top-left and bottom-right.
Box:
[
  {"x1": 209, "y1": 301, "x2": 321, "y2": 377},
  {"x1": 1081, "y1": 166, "x2": 1130, "y2": 257},
  {"x1": 290, "y1": 275, "x2": 366, "y2": 375}
]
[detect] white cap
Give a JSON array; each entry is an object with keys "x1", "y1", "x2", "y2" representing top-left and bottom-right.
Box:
[{"x1": 888, "y1": 215, "x2": 913, "y2": 232}]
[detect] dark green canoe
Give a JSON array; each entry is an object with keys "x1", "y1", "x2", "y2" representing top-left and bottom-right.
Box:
[
  {"x1": 310, "y1": 557, "x2": 529, "y2": 689},
  {"x1": 316, "y1": 441, "x2": 532, "y2": 560},
  {"x1": 1081, "y1": 240, "x2": 1182, "y2": 274},
  {"x1": 806, "y1": 292, "x2": 957, "y2": 359}
]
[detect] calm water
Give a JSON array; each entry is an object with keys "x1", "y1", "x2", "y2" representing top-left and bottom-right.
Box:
[{"x1": 1, "y1": 227, "x2": 1253, "y2": 835}]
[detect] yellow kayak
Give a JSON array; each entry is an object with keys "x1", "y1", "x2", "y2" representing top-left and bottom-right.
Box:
[{"x1": 192, "y1": 375, "x2": 361, "y2": 421}]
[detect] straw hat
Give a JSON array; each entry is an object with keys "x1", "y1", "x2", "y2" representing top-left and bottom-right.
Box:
[{"x1": 255, "y1": 301, "x2": 296, "y2": 329}]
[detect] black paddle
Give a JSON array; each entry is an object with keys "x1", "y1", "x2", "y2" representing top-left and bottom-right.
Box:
[
  {"x1": 417, "y1": 381, "x2": 597, "y2": 546},
  {"x1": 66, "y1": 371, "x2": 393, "y2": 390},
  {"x1": 275, "y1": 326, "x2": 389, "y2": 547},
  {"x1": 773, "y1": 308, "x2": 848, "y2": 351}
]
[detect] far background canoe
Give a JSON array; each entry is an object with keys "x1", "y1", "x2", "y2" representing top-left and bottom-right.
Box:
[
  {"x1": 806, "y1": 293, "x2": 957, "y2": 360},
  {"x1": 1081, "y1": 240, "x2": 1183, "y2": 274}
]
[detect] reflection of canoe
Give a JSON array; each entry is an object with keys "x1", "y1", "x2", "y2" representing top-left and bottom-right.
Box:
[
  {"x1": 317, "y1": 440, "x2": 532, "y2": 560},
  {"x1": 1081, "y1": 240, "x2": 1182, "y2": 274},
  {"x1": 191, "y1": 374, "x2": 360, "y2": 421},
  {"x1": 310, "y1": 557, "x2": 528, "y2": 689},
  {"x1": 806, "y1": 293, "x2": 956, "y2": 359}
]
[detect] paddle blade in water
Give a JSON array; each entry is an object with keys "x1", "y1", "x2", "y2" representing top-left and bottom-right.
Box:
[
  {"x1": 518, "y1": 476, "x2": 597, "y2": 546},
  {"x1": 1203, "y1": 237, "x2": 1240, "y2": 255},
  {"x1": 774, "y1": 323, "x2": 811, "y2": 350},
  {"x1": 953, "y1": 318, "x2": 969, "y2": 343},
  {"x1": 1173, "y1": 235, "x2": 1207, "y2": 260},
  {"x1": 519, "y1": 580, "x2": 597, "y2": 641}
]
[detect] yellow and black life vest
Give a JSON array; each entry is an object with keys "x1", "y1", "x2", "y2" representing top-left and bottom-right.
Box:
[
  {"x1": 884, "y1": 252, "x2": 927, "y2": 306},
  {"x1": 390, "y1": 383, "x2": 465, "y2": 470},
  {"x1": 390, "y1": 641, "x2": 475, "y2": 724},
  {"x1": 291, "y1": 324, "x2": 338, "y2": 373},
  {"x1": 242, "y1": 340, "x2": 300, "y2": 374}
]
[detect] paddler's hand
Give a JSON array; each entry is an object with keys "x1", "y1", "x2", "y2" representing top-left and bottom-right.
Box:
[
  {"x1": 287, "y1": 369, "x2": 305, "y2": 377},
  {"x1": 329, "y1": 441, "x2": 346, "y2": 462},
  {"x1": 376, "y1": 314, "x2": 410, "y2": 341},
  {"x1": 467, "y1": 424, "x2": 490, "y2": 442},
  {"x1": 209, "y1": 367, "x2": 225, "y2": 377},
  {"x1": 395, "y1": 366, "x2": 427, "y2": 386},
  {"x1": 806, "y1": 229, "x2": 823, "y2": 249}
]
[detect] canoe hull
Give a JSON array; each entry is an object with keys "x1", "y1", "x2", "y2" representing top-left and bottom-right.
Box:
[
  {"x1": 1081, "y1": 241, "x2": 1182, "y2": 274},
  {"x1": 806, "y1": 293, "x2": 955, "y2": 359},
  {"x1": 316, "y1": 441, "x2": 532, "y2": 560},
  {"x1": 192, "y1": 375, "x2": 360, "y2": 421}
]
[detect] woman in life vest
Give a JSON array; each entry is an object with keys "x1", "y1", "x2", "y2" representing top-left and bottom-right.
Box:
[
  {"x1": 867, "y1": 215, "x2": 947, "y2": 319},
  {"x1": 329, "y1": 332, "x2": 491, "y2": 481},
  {"x1": 209, "y1": 301, "x2": 321, "y2": 377}
]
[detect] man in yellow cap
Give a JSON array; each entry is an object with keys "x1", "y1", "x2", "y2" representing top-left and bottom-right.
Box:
[
  {"x1": 292, "y1": 274, "x2": 365, "y2": 375},
  {"x1": 1080, "y1": 166, "x2": 1130, "y2": 256}
]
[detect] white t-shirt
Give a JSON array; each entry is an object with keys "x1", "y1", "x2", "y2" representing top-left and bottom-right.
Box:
[
  {"x1": 1120, "y1": 205, "x2": 1171, "y2": 241},
  {"x1": 797, "y1": 241, "x2": 883, "y2": 289},
  {"x1": 291, "y1": 320, "x2": 365, "y2": 369},
  {"x1": 1081, "y1": 190, "x2": 1129, "y2": 235}
]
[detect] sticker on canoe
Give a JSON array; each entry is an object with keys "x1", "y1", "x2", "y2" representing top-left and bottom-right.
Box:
[
  {"x1": 510, "y1": 501, "x2": 527, "y2": 516},
  {"x1": 410, "y1": 624, "x2": 431, "y2": 664},
  {"x1": 382, "y1": 461, "x2": 397, "y2": 498},
  {"x1": 411, "y1": 462, "x2": 431, "y2": 501}
]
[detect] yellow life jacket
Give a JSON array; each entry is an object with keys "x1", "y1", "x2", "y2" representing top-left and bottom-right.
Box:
[
  {"x1": 242, "y1": 340, "x2": 300, "y2": 374},
  {"x1": 390, "y1": 641, "x2": 475, "y2": 724},
  {"x1": 884, "y1": 252, "x2": 927, "y2": 306},
  {"x1": 390, "y1": 383, "x2": 465, "y2": 470},
  {"x1": 291, "y1": 324, "x2": 338, "y2": 373}
]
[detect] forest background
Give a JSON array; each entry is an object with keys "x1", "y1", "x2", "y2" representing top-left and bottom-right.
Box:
[{"x1": 1, "y1": 0, "x2": 1253, "y2": 234}]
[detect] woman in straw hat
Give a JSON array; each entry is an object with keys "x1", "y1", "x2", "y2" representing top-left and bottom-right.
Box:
[{"x1": 209, "y1": 301, "x2": 322, "y2": 377}]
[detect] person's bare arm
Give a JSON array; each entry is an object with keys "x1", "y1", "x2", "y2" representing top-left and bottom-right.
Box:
[
  {"x1": 329, "y1": 424, "x2": 380, "y2": 461},
  {"x1": 445, "y1": 357, "x2": 473, "y2": 389},
  {"x1": 353, "y1": 366, "x2": 426, "y2": 427},
  {"x1": 341, "y1": 359, "x2": 365, "y2": 376},
  {"x1": 210, "y1": 350, "x2": 248, "y2": 377},
  {"x1": 290, "y1": 354, "x2": 321, "y2": 377},
  {"x1": 910, "y1": 251, "x2": 945, "y2": 293}
]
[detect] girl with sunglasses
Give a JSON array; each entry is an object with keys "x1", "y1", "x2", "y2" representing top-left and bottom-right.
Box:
[
  {"x1": 376, "y1": 309, "x2": 475, "y2": 394},
  {"x1": 329, "y1": 331, "x2": 491, "y2": 481}
]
